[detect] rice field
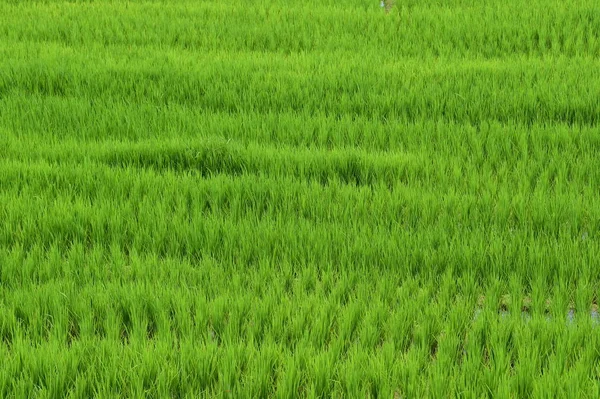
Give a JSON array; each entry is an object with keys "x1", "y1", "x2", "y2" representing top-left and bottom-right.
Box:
[{"x1": 1, "y1": 0, "x2": 600, "y2": 397}]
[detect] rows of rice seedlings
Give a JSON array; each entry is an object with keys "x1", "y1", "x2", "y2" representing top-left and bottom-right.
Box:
[
  {"x1": 2, "y1": 253, "x2": 600, "y2": 397},
  {"x1": 1, "y1": 157, "x2": 599, "y2": 283},
  {"x1": 2, "y1": 44, "x2": 600, "y2": 126},
  {"x1": 1, "y1": 0, "x2": 599, "y2": 58},
  {"x1": 1, "y1": 155, "x2": 599, "y2": 394},
  {"x1": 2, "y1": 0, "x2": 600, "y2": 396}
]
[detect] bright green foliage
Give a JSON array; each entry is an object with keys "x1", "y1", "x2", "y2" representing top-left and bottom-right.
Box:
[{"x1": 1, "y1": 0, "x2": 600, "y2": 397}]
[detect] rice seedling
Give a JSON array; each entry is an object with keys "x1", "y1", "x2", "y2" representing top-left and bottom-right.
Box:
[{"x1": 1, "y1": 0, "x2": 599, "y2": 396}]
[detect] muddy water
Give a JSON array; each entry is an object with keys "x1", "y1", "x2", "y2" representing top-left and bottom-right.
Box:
[{"x1": 472, "y1": 308, "x2": 600, "y2": 325}]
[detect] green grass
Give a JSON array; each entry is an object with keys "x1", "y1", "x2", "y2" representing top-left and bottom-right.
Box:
[{"x1": 2, "y1": 0, "x2": 600, "y2": 397}]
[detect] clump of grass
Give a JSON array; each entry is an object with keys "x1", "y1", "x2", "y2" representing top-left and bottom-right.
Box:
[{"x1": 2, "y1": 0, "x2": 600, "y2": 397}]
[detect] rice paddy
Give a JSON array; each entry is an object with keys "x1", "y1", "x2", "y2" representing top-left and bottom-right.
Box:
[{"x1": 1, "y1": 0, "x2": 600, "y2": 397}]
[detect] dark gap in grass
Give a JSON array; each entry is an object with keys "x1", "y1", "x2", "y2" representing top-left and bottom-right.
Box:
[
  {"x1": 13, "y1": 306, "x2": 29, "y2": 330},
  {"x1": 146, "y1": 320, "x2": 157, "y2": 340},
  {"x1": 482, "y1": 344, "x2": 490, "y2": 368},
  {"x1": 92, "y1": 302, "x2": 107, "y2": 339},
  {"x1": 168, "y1": 305, "x2": 184, "y2": 344},
  {"x1": 67, "y1": 315, "x2": 81, "y2": 347},
  {"x1": 398, "y1": 327, "x2": 413, "y2": 355},
  {"x1": 499, "y1": 294, "x2": 510, "y2": 314},
  {"x1": 118, "y1": 304, "x2": 132, "y2": 345},
  {"x1": 207, "y1": 323, "x2": 221, "y2": 346},
  {"x1": 509, "y1": 356, "x2": 516, "y2": 376},
  {"x1": 369, "y1": 379, "x2": 381, "y2": 399},
  {"x1": 283, "y1": 273, "x2": 294, "y2": 295},
  {"x1": 146, "y1": 304, "x2": 158, "y2": 341},
  {"x1": 141, "y1": 366, "x2": 159, "y2": 397},
  {"x1": 185, "y1": 189, "x2": 194, "y2": 224},
  {"x1": 430, "y1": 337, "x2": 439, "y2": 360},
  {"x1": 188, "y1": 301, "x2": 197, "y2": 332},
  {"x1": 0, "y1": 321, "x2": 13, "y2": 350},
  {"x1": 167, "y1": 374, "x2": 185, "y2": 399},
  {"x1": 521, "y1": 296, "x2": 531, "y2": 314},
  {"x1": 42, "y1": 313, "x2": 53, "y2": 341}
]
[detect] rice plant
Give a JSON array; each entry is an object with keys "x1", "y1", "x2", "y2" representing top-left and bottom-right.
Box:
[{"x1": 1, "y1": 0, "x2": 600, "y2": 396}]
